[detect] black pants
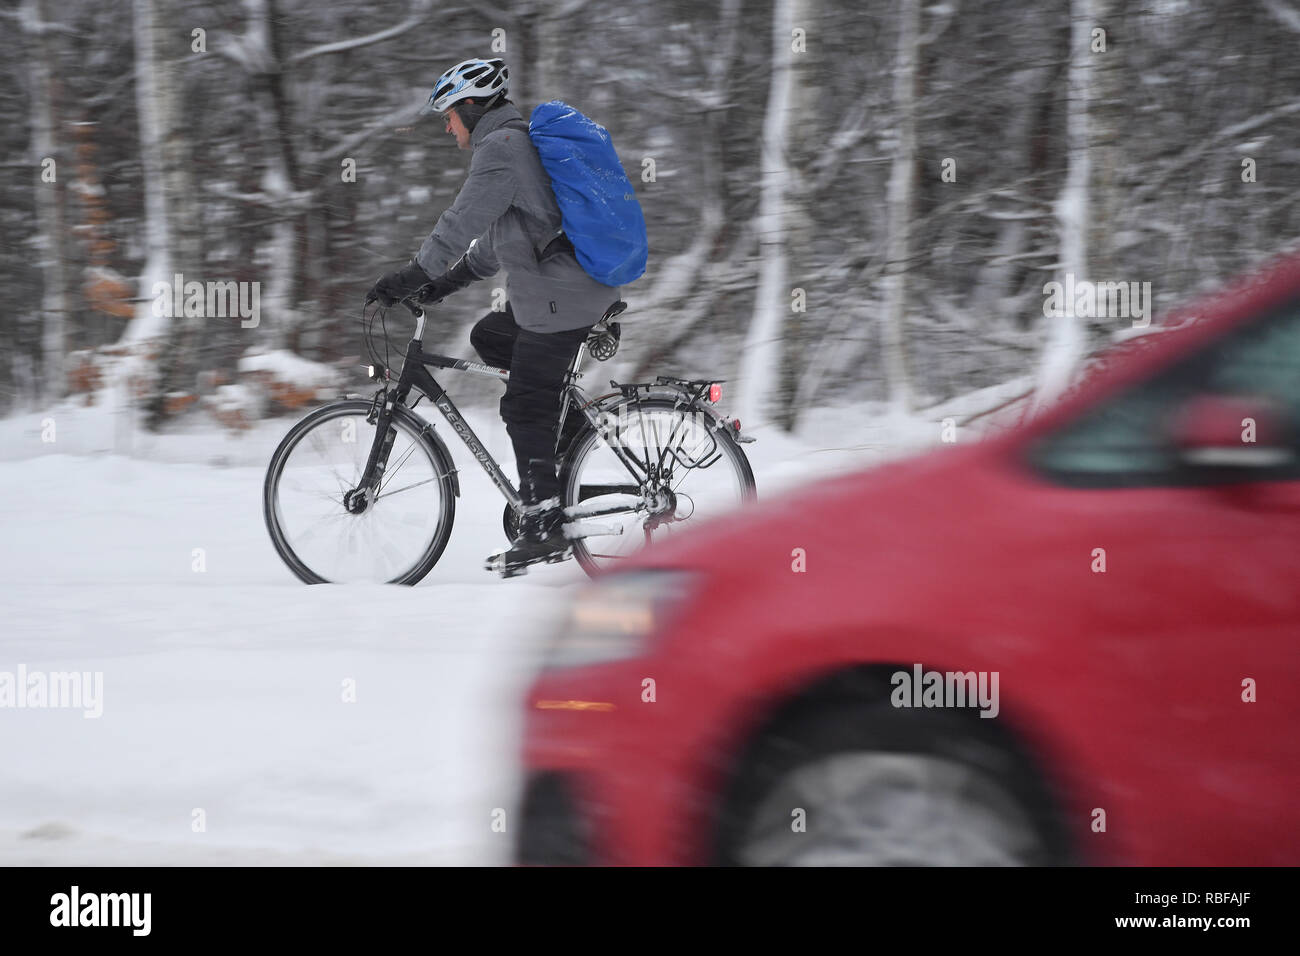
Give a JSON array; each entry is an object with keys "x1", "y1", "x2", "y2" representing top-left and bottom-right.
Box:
[{"x1": 470, "y1": 303, "x2": 594, "y2": 504}]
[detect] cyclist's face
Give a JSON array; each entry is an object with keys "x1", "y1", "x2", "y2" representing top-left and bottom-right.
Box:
[{"x1": 443, "y1": 105, "x2": 471, "y2": 150}]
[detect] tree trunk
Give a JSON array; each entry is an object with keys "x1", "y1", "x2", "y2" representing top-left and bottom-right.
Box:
[
  {"x1": 146, "y1": 0, "x2": 204, "y2": 426},
  {"x1": 243, "y1": 0, "x2": 302, "y2": 349},
  {"x1": 778, "y1": 0, "x2": 821, "y2": 431},
  {"x1": 24, "y1": 0, "x2": 70, "y2": 401},
  {"x1": 123, "y1": 0, "x2": 171, "y2": 347},
  {"x1": 1087, "y1": 0, "x2": 1121, "y2": 290},
  {"x1": 736, "y1": 0, "x2": 800, "y2": 430},
  {"x1": 879, "y1": 0, "x2": 921, "y2": 415},
  {"x1": 1035, "y1": 0, "x2": 1096, "y2": 407}
]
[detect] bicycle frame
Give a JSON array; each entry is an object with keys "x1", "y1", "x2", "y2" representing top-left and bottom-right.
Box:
[{"x1": 358, "y1": 306, "x2": 646, "y2": 518}]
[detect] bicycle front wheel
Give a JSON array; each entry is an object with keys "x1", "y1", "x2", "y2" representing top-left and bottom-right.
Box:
[
  {"x1": 560, "y1": 397, "x2": 756, "y2": 576},
  {"x1": 263, "y1": 399, "x2": 457, "y2": 584}
]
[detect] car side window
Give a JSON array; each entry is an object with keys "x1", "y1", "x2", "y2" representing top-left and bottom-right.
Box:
[{"x1": 1028, "y1": 298, "x2": 1300, "y2": 486}]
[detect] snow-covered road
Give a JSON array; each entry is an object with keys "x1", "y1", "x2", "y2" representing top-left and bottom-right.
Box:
[
  {"x1": 0, "y1": 451, "x2": 574, "y2": 864},
  {"x1": 0, "y1": 399, "x2": 942, "y2": 864}
]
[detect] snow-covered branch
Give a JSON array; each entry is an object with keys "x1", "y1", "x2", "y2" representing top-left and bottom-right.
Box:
[
  {"x1": 304, "y1": 102, "x2": 426, "y2": 168},
  {"x1": 1131, "y1": 98, "x2": 1300, "y2": 204},
  {"x1": 918, "y1": 0, "x2": 960, "y2": 46},
  {"x1": 1260, "y1": 0, "x2": 1300, "y2": 34},
  {"x1": 5, "y1": 4, "x2": 85, "y2": 37},
  {"x1": 289, "y1": 0, "x2": 439, "y2": 63}
]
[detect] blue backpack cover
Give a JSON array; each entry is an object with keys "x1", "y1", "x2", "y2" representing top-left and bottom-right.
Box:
[{"x1": 528, "y1": 101, "x2": 648, "y2": 288}]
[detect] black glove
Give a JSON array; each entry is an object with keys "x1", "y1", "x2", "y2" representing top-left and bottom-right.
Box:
[
  {"x1": 367, "y1": 261, "x2": 432, "y2": 308},
  {"x1": 417, "y1": 253, "x2": 483, "y2": 304}
]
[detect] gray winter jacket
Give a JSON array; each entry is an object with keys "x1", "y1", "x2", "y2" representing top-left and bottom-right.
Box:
[{"x1": 416, "y1": 103, "x2": 620, "y2": 333}]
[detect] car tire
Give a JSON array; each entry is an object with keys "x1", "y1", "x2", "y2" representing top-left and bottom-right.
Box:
[{"x1": 714, "y1": 697, "x2": 1070, "y2": 866}]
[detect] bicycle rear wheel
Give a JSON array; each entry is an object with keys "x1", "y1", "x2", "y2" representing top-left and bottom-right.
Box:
[
  {"x1": 263, "y1": 399, "x2": 457, "y2": 584},
  {"x1": 560, "y1": 397, "x2": 755, "y2": 576}
]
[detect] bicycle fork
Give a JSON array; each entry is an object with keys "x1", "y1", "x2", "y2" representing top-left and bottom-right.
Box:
[{"x1": 342, "y1": 391, "x2": 400, "y2": 515}]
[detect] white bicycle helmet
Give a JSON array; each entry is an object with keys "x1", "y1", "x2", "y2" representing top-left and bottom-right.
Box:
[{"x1": 424, "y1": 58, "x2": 509, "y2": 115}]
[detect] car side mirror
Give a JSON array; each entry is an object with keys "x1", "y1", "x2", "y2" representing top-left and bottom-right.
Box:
[{"x1": 1170, "y1": 394, "x2": 1295, "y2": 470}]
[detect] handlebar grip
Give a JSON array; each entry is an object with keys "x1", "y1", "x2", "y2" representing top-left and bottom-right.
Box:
[{"x1": 402, "y1": 299, "x2": 424, "y2": 318}]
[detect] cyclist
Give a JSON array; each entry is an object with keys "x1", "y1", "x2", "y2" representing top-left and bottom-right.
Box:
[{"x1": 367, "y1": 57, "x2": 620, "y2": 574}]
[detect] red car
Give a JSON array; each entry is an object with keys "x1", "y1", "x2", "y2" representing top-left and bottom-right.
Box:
[{"x1": 516, "y1": 253, "x2": 1300, "y2": 866}]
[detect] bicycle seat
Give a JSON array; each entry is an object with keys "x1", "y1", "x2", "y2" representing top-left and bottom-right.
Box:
[{"x1": 602, "y1": 301, "x2": 627, "y2": 321}]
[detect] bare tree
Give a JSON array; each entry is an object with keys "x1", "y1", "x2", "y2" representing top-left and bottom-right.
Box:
[
  {"x1": 879, "y1": 0, "x2": 922, "y2": 414},
  {"x1": 121, "y1": 0, "x2": 173, "y2": 348},
  {"x1": 21, "y1": 0, "x2": 70, "y2": 400},
  {"x1": 737, "y1": 0, "x2": 804, "y2": 429},
  {"x1": 1035, "y1": 0, "x2": 1095, "y2": 406}
]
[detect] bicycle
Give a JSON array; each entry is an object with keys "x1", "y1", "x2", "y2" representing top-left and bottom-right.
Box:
[{"x1": 262, "y1": 295, "x2": 757, "y2": 584}]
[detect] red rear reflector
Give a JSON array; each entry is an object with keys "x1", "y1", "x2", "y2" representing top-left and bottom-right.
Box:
[
  {"x1": 708, "y1": 383, "x2": 722, "y2": 403},
  {"x1": 733, "y1": 418, "x2": 741, "y2": 431}
]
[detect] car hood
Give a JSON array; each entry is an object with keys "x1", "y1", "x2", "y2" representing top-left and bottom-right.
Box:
[{"x1": 624, "y1": 440, "x2": 1006, "y2": 579}]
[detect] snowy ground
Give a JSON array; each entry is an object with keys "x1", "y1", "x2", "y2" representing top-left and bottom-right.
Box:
[{"x1": 0, "y1": 392, "x2": 1012, "y2": 865}]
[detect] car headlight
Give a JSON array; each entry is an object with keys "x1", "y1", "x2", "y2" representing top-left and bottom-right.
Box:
[{"x1": 544, "y1": 570, "x2": 700, "y2": 669}]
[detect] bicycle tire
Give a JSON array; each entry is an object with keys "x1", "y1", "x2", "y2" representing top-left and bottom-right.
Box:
[
  {"x1": 263, "y1": 399, "x2": 458, "y2": 585},
  {"x1": 559, "y1": 396, "x2": 756, "y2": 577}
]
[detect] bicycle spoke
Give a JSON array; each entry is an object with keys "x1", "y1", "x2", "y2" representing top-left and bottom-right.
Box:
[
  {"x1": 377, "y1": 475, "x2": 440, "y2": 499},
  {"x1": 282, "y1": 478, "x2": 348, "y2": 509},
  {"x1": 269, "y1": 406, "x2": 450, "y2": 584},
  {"x1": 306, "y1": 428, "x2": 354, "y2": 498},
  {"x1": 652, "y1": 408, "x2": 674, "y2": 472},
  {"x1": 669, "y1": 434, "x2": 716, "y2": 492},
  {"x1": 291, "y1": 512, "x2": 348, "y2": 550},
  {"x1": 634, "y1": 403, "x2": 653, "y2": 477},
  {"x1": 565, "y1": 399, "x2": 751, "y2": 576},
  {"x1": 378, "y1": 439, "x2": 423, "y2": 496},
  {"x1": 379, "y1": 535, "x2": 406, "y2": 576}
]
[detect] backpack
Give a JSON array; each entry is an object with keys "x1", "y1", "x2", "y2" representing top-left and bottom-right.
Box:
[{"x1": 526, "y1": 101, "x2": 648, "y2": 288}]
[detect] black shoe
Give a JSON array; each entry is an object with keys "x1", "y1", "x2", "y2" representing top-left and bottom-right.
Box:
[{"x1": 485, "y1": 499, "x2": 572, "y2": 577}]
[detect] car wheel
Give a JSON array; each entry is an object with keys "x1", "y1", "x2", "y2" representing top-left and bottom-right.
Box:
[{"x1": 715, "y1": 700, "x2": 1068, "y2": 866}]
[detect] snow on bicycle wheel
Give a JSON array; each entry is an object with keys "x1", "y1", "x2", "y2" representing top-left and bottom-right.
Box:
[{"x1": 560, "y1": 398, "x2": 755, "y2": 576}]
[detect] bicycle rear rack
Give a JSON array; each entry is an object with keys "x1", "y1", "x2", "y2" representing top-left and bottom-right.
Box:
[{"x1": 611, "y1": 376, "x2": 722, "y2": 403}]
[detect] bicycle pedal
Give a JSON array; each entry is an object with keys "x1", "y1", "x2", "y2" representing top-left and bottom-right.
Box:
[
  {"x1": 485, "y1": 558, "x2": 529, "y2": 579},
  {"x1": 564, "y1": 520, "x2": 622, "y2": 539},
  {"x1": 484, "y1": 546, "x2": 572, "y2": 578}
]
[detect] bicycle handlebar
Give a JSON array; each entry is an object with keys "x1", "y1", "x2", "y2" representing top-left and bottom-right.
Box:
[{"x1": 363, "y1": 290, "x2": 425, "y2": 318}]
